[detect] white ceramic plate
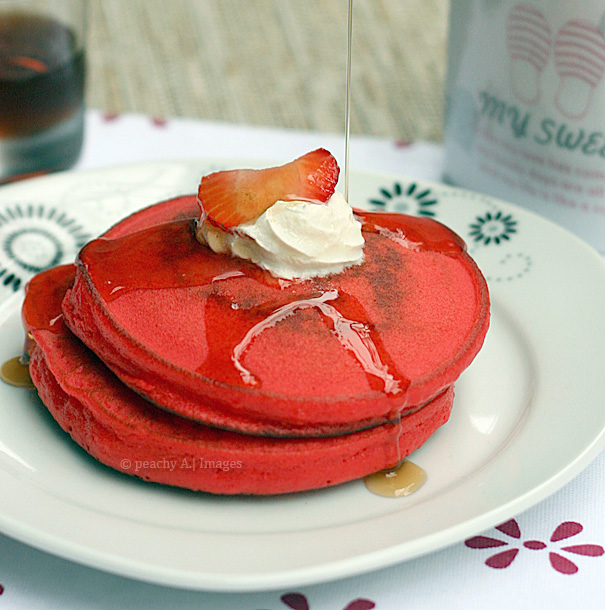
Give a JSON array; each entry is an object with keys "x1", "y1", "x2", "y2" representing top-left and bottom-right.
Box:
[{"x1": 0, "y1": 161, "x2": 604, "y2": 591}]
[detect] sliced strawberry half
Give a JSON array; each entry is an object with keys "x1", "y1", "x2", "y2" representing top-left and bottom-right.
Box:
[{"x1": 197, "y1": 148, "x2": 340, "y2": 228}]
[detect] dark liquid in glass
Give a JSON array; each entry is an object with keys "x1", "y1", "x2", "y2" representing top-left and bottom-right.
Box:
[{"x1": 0, "y1": 11, "x2": 85, "y2": 175}]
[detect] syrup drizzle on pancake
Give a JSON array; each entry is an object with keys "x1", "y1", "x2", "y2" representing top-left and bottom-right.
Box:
[
  {"x1": 233, "y1": 289, "x2": 402, "y2": 393},
  {"x1": 361, "y1": 213, "x2": 467, "y2": 256},
  {"x1": 21, "y1": 264, "x2": 75, "y2": 335}
]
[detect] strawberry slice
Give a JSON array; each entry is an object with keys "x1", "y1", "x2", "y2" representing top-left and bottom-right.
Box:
[{"x1": 198, "y1": 148, "x2": 340, "y2": 228}]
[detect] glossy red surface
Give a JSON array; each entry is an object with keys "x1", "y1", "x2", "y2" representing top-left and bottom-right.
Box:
[
  {"x1": 24, "y1": 264, "x2": 454, "y2": 494},
  {"x1": 60, "y1": 197, "x2": 489, "y2": 436}
]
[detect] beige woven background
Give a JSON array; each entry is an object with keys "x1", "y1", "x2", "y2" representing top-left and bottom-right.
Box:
[{"x1": 86, "y1": 0, "x2": 449, "y2": 142}]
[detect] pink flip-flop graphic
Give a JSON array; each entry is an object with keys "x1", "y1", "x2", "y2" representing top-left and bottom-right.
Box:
[
  {"x1": 554, "y1": 19, "x2": 605, "y2": 119},
  {"x1": 507, "y1": 4, "x2": 552, "y2": 105}
]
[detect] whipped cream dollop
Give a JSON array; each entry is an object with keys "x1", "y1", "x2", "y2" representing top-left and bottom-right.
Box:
[{"x1": 197, "y1": 192, "x2": 364, "y2": 279}]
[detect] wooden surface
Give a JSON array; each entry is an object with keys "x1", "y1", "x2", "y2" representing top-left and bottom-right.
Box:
[{"x1": 86, "y1": 0, "x2": 449, "y2": 141}]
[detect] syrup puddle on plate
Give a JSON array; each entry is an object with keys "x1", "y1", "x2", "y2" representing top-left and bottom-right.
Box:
[
  {"x1": 364, "y1": 460, "x2": 427, "y2": 498},
  {"x1": 1, "y1": 356, "x2": 34, "y2": 388}
]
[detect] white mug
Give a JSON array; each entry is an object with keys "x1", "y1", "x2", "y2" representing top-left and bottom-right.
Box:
[{"x1": 444, "y1": 0, "x2": 605, "y2": 254}]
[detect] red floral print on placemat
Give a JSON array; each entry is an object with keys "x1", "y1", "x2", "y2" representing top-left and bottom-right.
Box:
[
  {"x1": 280, "y1": 593, "x2": 309, "y2": 610},
  {"x1": 465, "y1": 519, "x2": 604, "y2": 574},
  {"x1": 102, "y1": 112, "x2": 121, "y2": 122},
  {"x1": 151, "y1": 116, "x2": 167, "y2": 127},
  {"x1": 262, "y1": 592, "x2": 375, "y2": 610}
]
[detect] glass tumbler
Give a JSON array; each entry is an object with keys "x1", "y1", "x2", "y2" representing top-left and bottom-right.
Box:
[{"x1": 0, "y1": 0, "x2": 87, "y2": 182}]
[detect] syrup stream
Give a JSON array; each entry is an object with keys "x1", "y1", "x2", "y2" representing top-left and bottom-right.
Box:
[{"x1": 344, "y1": 0, "x2": 353, "y2": 202}]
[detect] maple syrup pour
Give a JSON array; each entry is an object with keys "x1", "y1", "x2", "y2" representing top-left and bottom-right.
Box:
[
  {"x1": 344, "y1": 0, "x2": 353, "y2": 201},
  {"x1": 364, "y1": 460, "x2": 426, "y2": 498},
  {"x1": 1, "y1": 356, "x2": 34, "y2": 388}
]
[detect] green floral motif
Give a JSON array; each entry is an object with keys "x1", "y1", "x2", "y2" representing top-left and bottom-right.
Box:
[
  {"x1": 470, "y1": 211, "x2": 517, "y2": 245},
  {"x1": 369, "y1": 182, "x2": 439, "y2": 217}
]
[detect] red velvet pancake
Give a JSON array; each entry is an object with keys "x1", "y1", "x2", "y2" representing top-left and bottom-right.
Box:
[
  {"x1": 61, "y1": 195, "x2": 489, "y2": 437},
  {"x1": 24, "y1": 264, "x2": 454, "y2": 495}
]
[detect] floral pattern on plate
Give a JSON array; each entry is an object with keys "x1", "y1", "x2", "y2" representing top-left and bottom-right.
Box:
[
  {"x1": 367, "y1": 181, "x2": 439, "y2": 217},
  {"x1": 0, "y1": 204, "x2": 91, "y2": 292}
]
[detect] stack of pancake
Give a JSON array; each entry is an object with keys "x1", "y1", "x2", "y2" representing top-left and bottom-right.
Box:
[{"x1": 22, "y1": 190, "x2": 489, "y2": 495}]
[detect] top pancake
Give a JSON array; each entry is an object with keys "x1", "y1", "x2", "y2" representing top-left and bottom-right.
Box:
[{"x1": 62, "y1": 196, "x2": 489, "y2": 436}]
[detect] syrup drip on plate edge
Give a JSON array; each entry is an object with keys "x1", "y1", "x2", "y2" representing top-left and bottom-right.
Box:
[
  {"x1": 1, "y1": 356, "x2": 34, "y2": 388},
  {"x1": 364, "y1": 460, "x2": 427, "y2": 498}
]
